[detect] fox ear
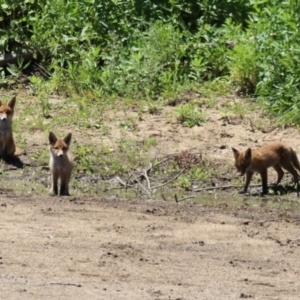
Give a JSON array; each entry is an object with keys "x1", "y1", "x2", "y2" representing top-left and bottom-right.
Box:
[
  {"x1": 8, "y1": 96, "x2": 16, "y2": 109},
  {"x1": 49, "y1": 132, "x2": 57, "y2": 144},
  {"x1": 232, "y1": 148, "x2": 239, "y2": 159},
  {"x1": 245, "y1": 148, "x2": 252, "y2": 160},
  {"x1": 64, "y1": 133, "x2": 72, "y2": 146}
]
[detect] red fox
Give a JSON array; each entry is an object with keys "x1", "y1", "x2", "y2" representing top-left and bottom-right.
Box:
[
  {"x1": 49, "y1": 132, "x2": 74, "y2": 196},
  {"x1": 0, "y1": 96, "x2": 18, "y2": 160},
  {"x1": 232, "y1": 141, "x2": 300, "y2": 196}
]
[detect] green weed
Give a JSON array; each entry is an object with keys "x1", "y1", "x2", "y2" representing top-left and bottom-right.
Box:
[
  {"x1": 175, "y1": 103, "x2": 206, "y2": 127},
  {"x1": 177, "y1": 175, "x2": 191, "y2": 189},
  {"x1": 2, "y1": 0, "x2": 300, "y2": 125}
]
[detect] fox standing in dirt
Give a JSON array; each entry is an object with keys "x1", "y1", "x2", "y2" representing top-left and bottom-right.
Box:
[
  {"x1": 49, "y1": 132, "x2": 74, "y2": 196},
  {"x1": 0, "y1": 96, "x2": 19, "y2": 160},
  {"x1": 232, "y1": 141, "x2": 300, "y2": 196}
]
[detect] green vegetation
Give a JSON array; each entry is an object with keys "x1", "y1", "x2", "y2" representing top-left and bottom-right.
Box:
[
  {"x1": 2, "y1": 0, "x2": 300, "y2": 195},
  {"x1": 0, "y1": 0, "x2": 300, "y2": 125},
  {"x1": 175, "y1": 103, "x2": 206, "y2": 127}
]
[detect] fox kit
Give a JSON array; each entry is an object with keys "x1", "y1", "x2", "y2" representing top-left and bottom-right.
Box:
[
  {"x1": 232, "y1": 141, "x2": 300, "y2": 196},
  {"x1": 49, "y1": 132, "x2": 74, "y2": 196},
  {"x1": 0, "y1": 96, "x2": 18, "y2": 160}
]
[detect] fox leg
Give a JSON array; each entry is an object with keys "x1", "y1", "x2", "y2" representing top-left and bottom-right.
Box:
[
  {"x1": 281, "y1": 163, "x2": 300, "y2": 197},
  {"x1": 260, "y1": 169, "x2": 268, "y2": 194},
  {"x1": 240, "y1": 171, "x2": 254, "y2": 193},
  {"x1": 49, "y1": 172, "x2": 59, "y2": 196},
  {"x1": 4, "y1": 136, "x2": 16, "y2": 158},
  {"x1": 60, "y1": 172, "x2": 71, "y2": 196},
  {"x1": 273, "y1": 164, "x2": 284, "y2": 185},
  {"x1": 1, "y1": 141, "x2": 16, "y2": 161},
  {"x1": 60, "y1": 181, "x2": 70, "y2": 196}
]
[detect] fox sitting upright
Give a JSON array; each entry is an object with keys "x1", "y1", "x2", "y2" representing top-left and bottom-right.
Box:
[
  {"x1": 0, "y1": 96, "x2": 18, "y2": 160},
  {"x1": 49, "y1": 132, "x2": 74, "y2": 196},
  {"x1": 232, "y1": 141, "x2": 300, "y2": 196}
]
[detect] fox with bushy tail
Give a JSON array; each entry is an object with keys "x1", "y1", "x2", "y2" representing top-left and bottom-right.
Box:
[{"x1": 232, "y1": 141, "x2": 300, "y2": 196}]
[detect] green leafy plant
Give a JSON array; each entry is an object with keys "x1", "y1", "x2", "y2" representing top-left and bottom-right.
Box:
[
  {"x1": 228, "y1": 39, "x2": 259, "y2": 95},
  {"x1": 177, "y1": 175, "x2": 191, "y2": 189},
  {"x1": 175, "y1": 103, "x2": 206, "y2": 127}
]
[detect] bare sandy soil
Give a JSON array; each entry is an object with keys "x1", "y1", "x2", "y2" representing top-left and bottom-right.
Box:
[
  {"x1": 1, "y1": 196, "x2": 300, "y2": 300},
  {"x1": 1, "y1": 92, "x2": 300, "y2": 299}
]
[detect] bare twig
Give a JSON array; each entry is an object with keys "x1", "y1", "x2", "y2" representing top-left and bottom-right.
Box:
[
  {"x1": 144, "y1": 170, "x2": 151, "y2": 190},
  {"x1": 103, "y1": 186, "x2": 124, "y2": 192},
  {"x1": 104, "y1": 176, "x2": 132, "y2": 192},
  {"x1": 161, "y1": 193, "x2": 167, "y2": 201},
  {"x1": 161, "y1": 193, "x2": 195, "y2": 203},
  {"x1": 50, "y1": 283, "x2": 81, "y2": 287},
  {"x1": 143, "y1": 163, "x2": 152, "y2": 190},
  {"x1": 145, "y1": 162, "x2": 153, "y2": 175},
  {"x1": 151, "y1": 156, "x2": 174, "y2": 169},
  {"x1": 249, "y1": 118, "x2": 255, "y2": 133},
  {"x1": 115, "y1": 176, "x2": 126, "y2": 186},
  {"x1": 125, "y1": 174, "x2": 133, "y2": 190},
  {"x1": 151, "y1": 168, "x2": 186, "y2": 190},
  {"x1": 192, "y1": 184, "x2": 262, "y2": 192},
  {"x1": 175, "y1": 195, "x2": 196, "y2": 203},
  {"x1": 130, "y1": 172, "x2": 153, "y2": 199}
]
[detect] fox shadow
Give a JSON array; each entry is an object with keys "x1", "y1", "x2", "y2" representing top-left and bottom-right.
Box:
[
  {"x1": 1, "y1": 155, "x2": 24, "y2": 169},
  {"x1": 270, "y1": 184, "x2": 299, "y2": 196},
  {"x1": 248, "y1": 184, "x2": 298, "y2": 197}
]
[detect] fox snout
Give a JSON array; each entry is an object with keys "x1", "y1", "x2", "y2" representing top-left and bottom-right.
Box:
[
  {"x1": 234, "y1": 167, "x2": 245, "y2": 177},
  {"x1": 0, "y1": 114, "x2": 7, "y2": 121},
  {"x1": 235, "y1": 168, "x2": 246, "y2": 176},
  {"x1": 56, "y1": 150, "x2": 65, "y2": 157}
]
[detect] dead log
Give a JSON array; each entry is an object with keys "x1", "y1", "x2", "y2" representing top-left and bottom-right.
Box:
[{"x1": 0, "y1": 51, "x2": 34, "y2": 67}]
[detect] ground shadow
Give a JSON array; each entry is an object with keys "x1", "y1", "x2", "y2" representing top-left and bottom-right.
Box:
[
  {"x1": 271, "y1": 184, "x2": 298, "y2": 196},
  {"x1": 247, "y1": 184, "x2": 298, "y2": 197},
  {"x1": 2, "y1": 156, "x2": 24, "y2": 168}
]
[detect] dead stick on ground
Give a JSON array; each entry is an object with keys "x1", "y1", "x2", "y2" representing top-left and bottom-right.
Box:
[
  {"x1": 130, "y1": 172, "x2": 153, "y2": 199},
  {"x1": 151, "y1": 156, "x2": 174, "y2": 169},
  {"x1": 144, "y1": 163, "x2": 152, "y2": 190},
  {"x1": 116, "y1": 176, "x2": 126, "y2": 186},
  {"x1": 152, "y1": 168, "x2": 186, "y2": 190},
  {"x1": 192, "y1": 184, "x2": 265, "y2": 192},
  {"x1": 175, "y1": 194, "x2": 196, "y2": 203},
  {"x1": 50, "y1": 283, "x2": 81, "y2": 287},
  {"x1": 125, "y1": 174, "x2": 133, "y2": 190},
  {"x1": 145, "y1": 162, "x2": 153, "y2": 175}
]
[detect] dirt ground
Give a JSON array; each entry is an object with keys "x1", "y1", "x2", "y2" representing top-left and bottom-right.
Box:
[
  {"x1": 1, "y1": 196, "x2": 300, "y2": 300},
  {"x1": 1, "y1": 92, "x2": 300, "y2": 299}
]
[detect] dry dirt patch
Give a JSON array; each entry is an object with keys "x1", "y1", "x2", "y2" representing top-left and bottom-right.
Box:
[
  {"x1": 1, "y1": 92, "x2": 300, "y2": 299},
  {"x1": 1, "y1": 195, "x2": 300, "y2": 299}
]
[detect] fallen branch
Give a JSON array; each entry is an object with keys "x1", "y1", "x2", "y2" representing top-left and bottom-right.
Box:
[
  {"x1": 175, "y1": 194, "x2": 195, "y2": 203},
  {"x1": 130, "y1": 172, "x2": 153, "y2": 199},
  {"x1": 144, "y1": 162, "x2": 153, "y2": 176},
  {"x1": 192, "y1": 184, "x2": 263, "y2": 192},
  {"x1": 151, "y1": 156, "x2": 174, "y2": 169},
  {"x1": 151, "y1": 168, "x2": 185, "y2": 190},
  {"x1": 115, "y1": 176, "x2": 127, "y2": 186},
  {"x1": 50, "y1": 283, "x2": 81, "y2": 287},
  {"x1": 125, "y1": 173, "x2": 133, "y2": 190},
  {"x1": 144, "y1": 169, "x2": 151, "y2": 190},
  {"x1": 0, "y1": 51, "x2": 33, "y2": 67},
  {"x1": 103, "y1": 186, "x2": 127, "y2": 192}
]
